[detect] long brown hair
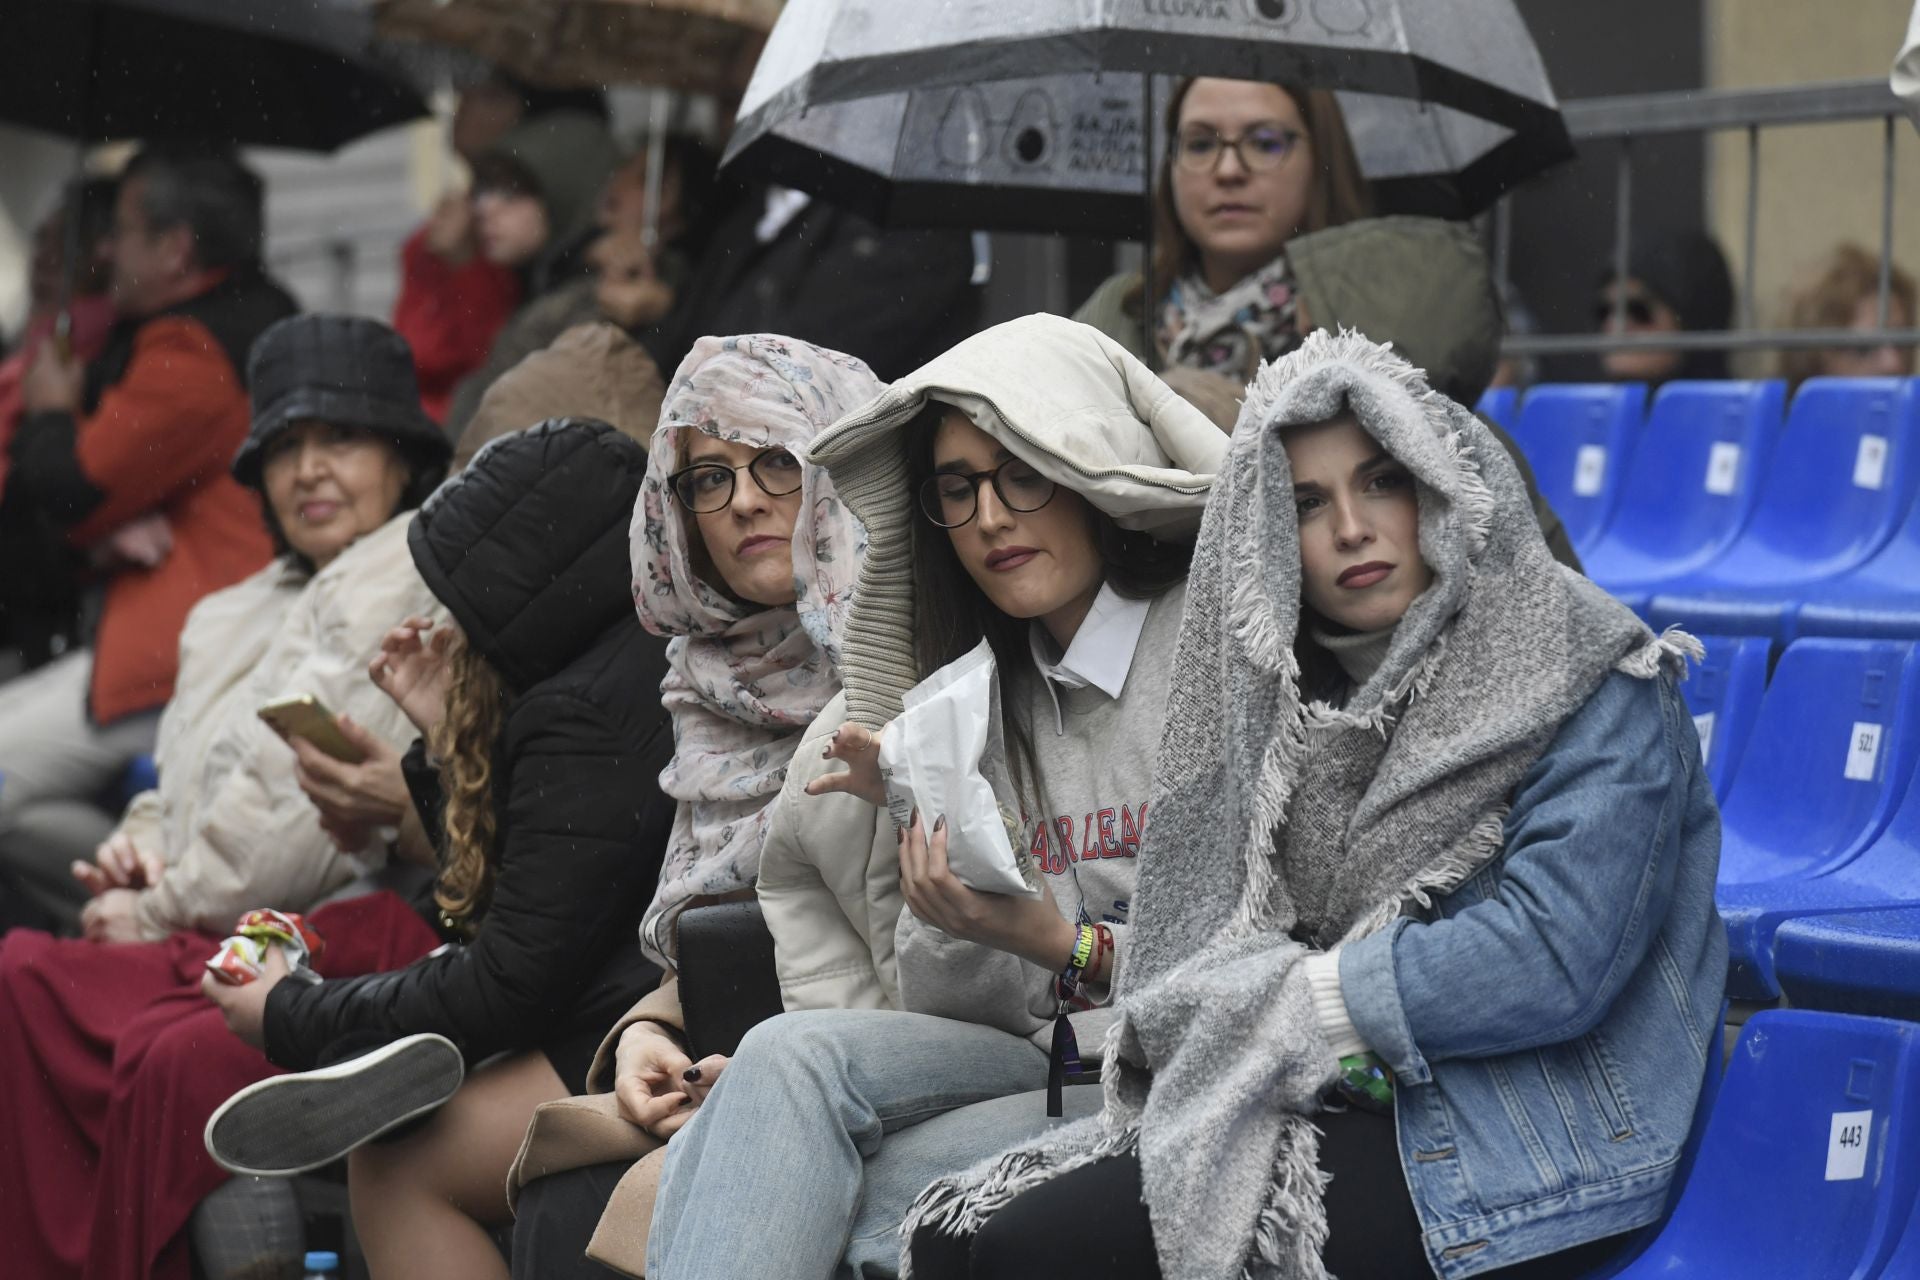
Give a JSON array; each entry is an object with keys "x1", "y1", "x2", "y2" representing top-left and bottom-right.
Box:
[
  {"x1": 1130, "y1": 77, "x2": 1373, "y2": 326},
  {"x1": 428, "y1": 633, "x2": 511, "y2": 929}
]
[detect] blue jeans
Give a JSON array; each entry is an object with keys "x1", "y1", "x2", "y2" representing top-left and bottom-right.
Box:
[{"x1": 647, "y1": 1008, "x2": 1102, "y2": 1279}]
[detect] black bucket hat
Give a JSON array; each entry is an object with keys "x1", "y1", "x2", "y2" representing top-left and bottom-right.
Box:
[{"x1": 232, "y1": 314, "x2": 452, "y2": 489}]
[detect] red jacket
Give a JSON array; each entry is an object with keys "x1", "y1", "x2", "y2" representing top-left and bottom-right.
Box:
[
  {"x1": 391, "y1": 225, "x2": 520, "y2": 423},
  {"x1": 7, "y1": 269, "x2": 295, "y2": 723}
]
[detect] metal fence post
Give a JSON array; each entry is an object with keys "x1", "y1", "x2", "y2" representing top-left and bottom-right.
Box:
[
  {"x1": 1881, "y1": 112, "x2": 1897, "y2": 330},
  {"x1": 1610, "y1": 138, "x2": 1634, "y2": 332},
  {"x1": 1743, "y1": 124, "x2": 1760, "y2": 331}
]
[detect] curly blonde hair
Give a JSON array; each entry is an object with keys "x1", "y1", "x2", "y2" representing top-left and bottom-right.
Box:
[
  {"x1": 1779, "y1": 243, "x2": 1916, "y2": 387},
  {"x1": 428, "y1": 634, "x2": 510, "y2": 929}
]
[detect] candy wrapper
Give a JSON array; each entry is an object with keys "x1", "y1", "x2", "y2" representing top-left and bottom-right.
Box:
[
  {"x1": 205, "y1": 909, "x2": 326, "y2": 987},
  {"x1": 878, "y1": 640, "x2": 1038, "y2": 898}
]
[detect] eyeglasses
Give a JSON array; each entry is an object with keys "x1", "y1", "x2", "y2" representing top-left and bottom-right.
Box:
[
  {"x1": 917, "y1": 458, "x2": 1057, "y2": 528},
  {"x1": 668, "y1": 448, "x2": 802, "y2": 512},
  {"x1": 1594, "y1": 295, "x2": 1657, "y2": 328},
  {"x1": 1173, "y1": 125, "x2": 1304, "y2": 174}
]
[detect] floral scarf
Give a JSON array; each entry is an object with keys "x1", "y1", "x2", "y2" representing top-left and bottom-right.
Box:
[
  {"x1": 1157, "y1": 254, "x2": 1301, "y2": 382},
  {"x1": 631, "y1": 334, "x2": 883, "y2": 968}
]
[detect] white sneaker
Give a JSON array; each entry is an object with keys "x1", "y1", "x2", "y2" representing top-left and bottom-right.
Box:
[{"x1": 204, "y1": 1033, "x2": 465, "y2": 1176}]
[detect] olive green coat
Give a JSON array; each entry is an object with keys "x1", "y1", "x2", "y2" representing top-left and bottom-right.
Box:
[{"x1": 1073, "y1": 215, "x2": 1580, "y2": 570}]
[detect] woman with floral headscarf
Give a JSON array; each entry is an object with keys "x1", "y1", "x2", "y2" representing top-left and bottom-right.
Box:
[{"x1": 505, "y1": 334, "x2": 882, "y2": 1280}]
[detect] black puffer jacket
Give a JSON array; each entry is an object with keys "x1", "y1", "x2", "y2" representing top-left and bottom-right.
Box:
[{"x1": 263, "y1": 418, "x2": 675, "y2": 1071}]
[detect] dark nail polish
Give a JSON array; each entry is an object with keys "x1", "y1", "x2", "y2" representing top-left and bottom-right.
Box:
[
  {"x1": 682, "y1": 1066, "x2": 702, "y2": 1083},
  {"x1": 934, "y1": 814, "x2": 947, "y2": 833},
  {"x1": 910, "y1": 807, "x2": 920, "y2": 828}
]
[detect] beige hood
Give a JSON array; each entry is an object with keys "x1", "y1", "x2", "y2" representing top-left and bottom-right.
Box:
[{"x1": 803, "y1": 313, "x2": 1225, "y2": 727}]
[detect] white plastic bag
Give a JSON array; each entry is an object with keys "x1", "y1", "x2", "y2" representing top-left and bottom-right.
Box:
[{"x1": 878, "y1": 640, "x2": 1038, "y2": 898}]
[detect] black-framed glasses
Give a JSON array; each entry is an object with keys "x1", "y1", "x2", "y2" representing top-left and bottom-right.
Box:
[
  {"x1": 1173, "y1": 124, "x2": 1303, "y2": 174},
  {"x1": 917, "y1": 458, "x2": 1057, "y2": 528},
  {"x1": 668, "y1": 448, "x2": 802, "y2": 512}
]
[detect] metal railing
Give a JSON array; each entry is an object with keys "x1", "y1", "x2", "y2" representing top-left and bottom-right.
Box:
[{"x1": 1497, "y1": 77, "x2": 1920, "y2": 358}]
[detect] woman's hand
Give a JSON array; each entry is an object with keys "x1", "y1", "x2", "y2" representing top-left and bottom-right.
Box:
[
  {"x1": 369, "y1": 616, "x2": 454, "y2": 736},
  {"x1": 899, "y1": 812, "x2": 1076, "y2": 972},
  {"x1": 803, "y1": 722, "x2": 887, "y2": 808},
  {"x1": 72, "y1": 831, "x2": 165, "y2": 896},
  {"x1": 200, "y1": 943, "x2": 288, "y2": 1049},
  {"x1": 424, "y1": 192, "x2": 476, "y2": 264},
  {"x1": 78, "y1": 887, "x2": 146, "y2": 944},
  {"x1": 290, "y1": 716, "x2": 410, "y2": 852},
  {"x1": 98, "y1": 513, "x2": 174, "y2": 569},
  {"x1": 610, "y1": 1021, "x2": 729, "y2": 1140}
]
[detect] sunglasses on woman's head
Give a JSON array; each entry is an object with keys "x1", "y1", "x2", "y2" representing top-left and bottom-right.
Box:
[
  {"x1": 668, "y1": 449, "x2": 802, "y2": 512},
  {"x1": 1594, "y1": 295, "x2": 1656, "y2": 327}
]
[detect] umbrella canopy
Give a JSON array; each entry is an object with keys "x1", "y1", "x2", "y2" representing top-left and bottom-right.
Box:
[
  {"x1": 726, "y1": 0, "x2": 1571, "y2": 227},
  {"x1": 373, "y1": 0, "x2": 782, "y2": 97},
  {"x1": 6, "y1": 0, "x2": 429, "y2": 151}
]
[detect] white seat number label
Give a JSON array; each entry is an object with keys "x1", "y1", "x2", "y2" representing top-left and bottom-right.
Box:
[
  {"x1": 1705, "y1": 443, "x2": 1741, "y2": 495},
  {"x1": 1692, "y1": 712, "x2": 1716, "y2": 763},
  {"x1": 1844, "y1": 722, "x2": 1883, "y2": 781},
  {"x1": 1855, "y1": 435, "x2": 1889, "y2": 490},
  {"x1": 1827, "y1": 1110, "x2": 1871, "y2": 1180},
  {"x1": 1573, "y1": 446, "x2": 1607, "y2": 497}
]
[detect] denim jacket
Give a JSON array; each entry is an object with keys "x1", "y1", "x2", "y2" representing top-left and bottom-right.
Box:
[{"x1": 1340, "y1": 670, "x2": 1726, "y2": 1278}]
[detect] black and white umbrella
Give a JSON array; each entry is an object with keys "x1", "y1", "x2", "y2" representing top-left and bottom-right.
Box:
[
  {"x1": 8, "y1": 0, "x2": 429, "y2": 152},
  {"x1": 724, "y1": 0, "x2": 1572, "y2": 232}
]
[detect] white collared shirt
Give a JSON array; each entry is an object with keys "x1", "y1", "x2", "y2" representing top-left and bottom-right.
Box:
[{"x1": 1028, "y1": 582, "x2": 1153, "y2": 733}]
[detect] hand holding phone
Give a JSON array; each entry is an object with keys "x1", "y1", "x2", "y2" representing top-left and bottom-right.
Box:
[{"x1": 258, "y1": 695, "x2": 366, "y2": 763}]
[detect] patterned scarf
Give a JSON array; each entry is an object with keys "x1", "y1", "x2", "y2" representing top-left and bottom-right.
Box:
[
  {"x1": 631, "y1": 334, "x2": 883, "y2": 968},
  {"x1": 904, "y1": 331, "x2": 1696, "y2": 1280},
  {"x1": 1157, "y1": 254, "x2": 1301, "y2": 382}
]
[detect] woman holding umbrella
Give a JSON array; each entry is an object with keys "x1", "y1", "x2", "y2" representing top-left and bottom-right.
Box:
[{"x1": 1076, "y1": 76, "x2": 1580, "y2": 568}]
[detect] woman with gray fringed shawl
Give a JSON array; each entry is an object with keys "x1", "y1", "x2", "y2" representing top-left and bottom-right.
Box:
[
  {"x1": 904, "y1": 330, "x2": 1727, "y2": 1280},
  {"x1": 643, "y1": 315, "x2": 1226, "y2": 1280}
]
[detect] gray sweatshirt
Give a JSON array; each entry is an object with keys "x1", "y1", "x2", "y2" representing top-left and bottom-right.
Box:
[{"x1": 895, "y1": 582, "x2": 1186, "y2": 1050}]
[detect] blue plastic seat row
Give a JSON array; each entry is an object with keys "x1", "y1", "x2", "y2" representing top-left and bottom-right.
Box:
[
  {"x1": 1604, "y1": 1009, "x2": 1920, "y2": 1280},
  {"x1": 1478, "y1": 378, "x2": 1920, "y2": 641},
  {"x1": 1687, "y1": 638, "x2": 1920, "y2": 1006}
]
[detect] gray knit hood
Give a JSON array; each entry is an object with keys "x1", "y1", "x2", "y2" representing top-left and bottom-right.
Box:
[
  {"x1": 802, "y1": 313, "x2": 1226, "y2": 728},
  {"x1": 904, "y1": 330, "x2": 1698, "y2": 1280}
]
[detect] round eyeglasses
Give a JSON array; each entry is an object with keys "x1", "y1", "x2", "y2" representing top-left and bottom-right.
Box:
[
  {"x1": 917, "y1": 458, "x2": 1057, "y2": 529},
  {"x1": 1173, "y1": 125, "x2": 1303, "y2": 175},
  {"x1": 668, "y1": 448, "x2": 802, "y2": 512}
]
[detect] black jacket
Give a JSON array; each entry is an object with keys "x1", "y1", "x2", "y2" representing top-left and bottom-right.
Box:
[
  {"x1": 264, "y1": 419, "x2": 675, "y2": 1071},
  {"x1": 639, "y1": 187, "x2": 981, "y2": 381}
]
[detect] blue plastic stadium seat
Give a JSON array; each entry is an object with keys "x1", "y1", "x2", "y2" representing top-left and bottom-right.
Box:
[
  {"x1": 1607, "y1": 1010, "x2": 1920, "y2": 1280},
  {"x1": 1711, "y1": 639, "x2": 1920, "y2": 999},
  {"x1": 1790, "y1": 410, "x2": 1920, "y2": 642},
  {"x1": 1776, "y1": 905, "x2": 1920, "y2": 1020},
  {"x1": 1647, "y1": 378, "x2": 1920, "y2": 640},
  {"x1": 1475, "y1": 385, "x2": 1519, "y2": 432},
  {"x1": 1581, "y1": 381, "x2": 1784, "y2": 614},
  {"x1": 1576, "y1": 1003, "x2": 1727, "y2": 1279},
  {"x1": 1679, "y1": 635, "x2": 1770, "y2": 802},
  {"x1": 121, "y1": 754, "x2": 159, "y2": 805},
  {"x1": 1506, "y1": 383, "x2": 1646, "y2": 553}
]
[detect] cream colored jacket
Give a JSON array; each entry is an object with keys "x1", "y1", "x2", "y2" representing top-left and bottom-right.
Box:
[
  {"x1": 125, "y1": 514, "x2": 440, "y2": 939},
  {"x1": 755, "y1": 694, "x2": 901, "y2": 1010}
]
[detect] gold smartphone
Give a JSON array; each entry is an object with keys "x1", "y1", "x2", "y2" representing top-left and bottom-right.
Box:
[{"x1": 258, "y1": 695, "x2": 365, "y2": 763}]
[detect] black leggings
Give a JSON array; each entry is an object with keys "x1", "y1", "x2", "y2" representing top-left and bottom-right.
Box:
[{"x1": 909, "y1": 1109, "x2": 1629, "y2": 1280}]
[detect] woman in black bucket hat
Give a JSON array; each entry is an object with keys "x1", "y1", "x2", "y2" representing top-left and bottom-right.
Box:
[
  {"x1": 234, "y1": 313, "x2": 453, "y2": 566},
  {"x1": 0, "y1": 313, "x2": 462, "y2": 1280}
]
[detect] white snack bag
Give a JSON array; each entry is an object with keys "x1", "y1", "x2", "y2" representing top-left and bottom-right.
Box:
[{"x1": 878, "y1": 639, "x2": 1038, "y2": 898}]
